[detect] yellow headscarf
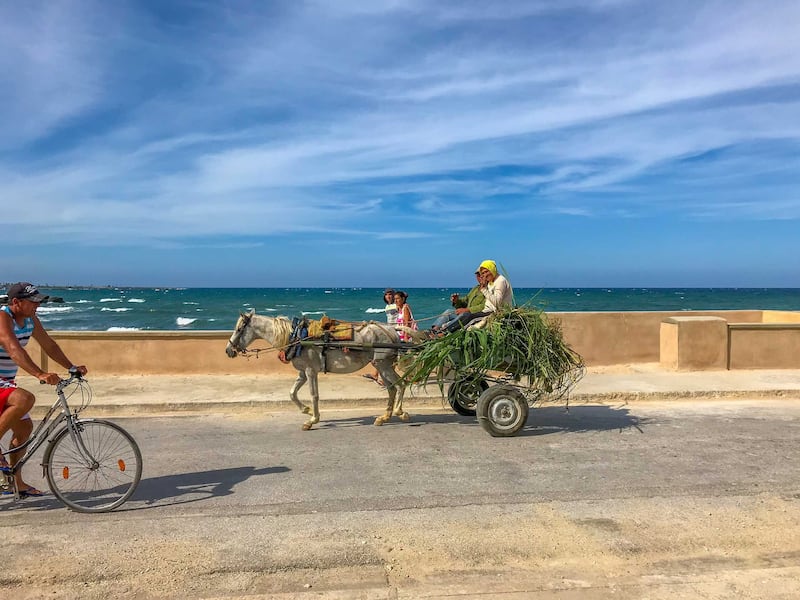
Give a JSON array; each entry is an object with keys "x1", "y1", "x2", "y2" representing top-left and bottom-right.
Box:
[{"x1": 478, "y1": 260, "x2": 497, "y2": 277}]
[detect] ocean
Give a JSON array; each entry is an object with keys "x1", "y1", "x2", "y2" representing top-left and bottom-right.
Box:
[{"x1": 23, "y1": 287, "x2": 800, "y2": 332}]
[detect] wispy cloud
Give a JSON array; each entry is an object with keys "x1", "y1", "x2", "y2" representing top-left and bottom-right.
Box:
[{"x1": 1, "y1": 1, "x2": 799, "y2": 285}]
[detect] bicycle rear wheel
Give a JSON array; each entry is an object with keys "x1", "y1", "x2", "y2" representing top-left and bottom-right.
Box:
[{"x1": 44, "y1": 419, "x2": 142, "y2": 513}]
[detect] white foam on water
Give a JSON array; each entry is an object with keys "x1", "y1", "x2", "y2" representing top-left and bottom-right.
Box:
[
  {"x1": 176, "y1": 317, "x2": 197, "y2": 327},
  {"x1": 127, "y1": 298, "x2": 146, "y2": 303},
  {"x1": 183, "y1": 301, "x2": 199, "y2": 305},
  {"x1": 74, "y1": 300, "x2": 92, "y2": 304},
  {"x1": 264, "y1": 308, "x2": 277, "y2": 312},
  {"x1": 365, "y1": 307, "x2": 385, "y2": 314},
  {"x1": 302, "y1": 311, "x2": 325, "y2": 315},
  {"x1": 101, "y1": 307, "x2": 132, "y2": 312},
  {"x1": 100, "y1": 298, "x2": 122, "y2": 302},
  {"x1": 107, "y1": 326, "x2": 140, "y2": 331},
  {"x1": 37, "y1": 306, "x2": 74, "y2": 314}
]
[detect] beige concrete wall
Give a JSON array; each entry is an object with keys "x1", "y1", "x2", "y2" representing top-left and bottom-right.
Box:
[
  {"x1": 762, "y1": 310, "x2": 800, "y2": 323},
  {"x1": 729, "y1": 325, "x2": 800, "y2": 369},
  {"x1": 659, "y1": 317, "x2": 728, "y2": 370},
  {"x1": 13, "y1": 309, "x2": 766, "y2": 375},
  {"x1": 660, "y1": 322, "x2": 680, "y2": 370},
  {"x1": 551, "y1": 310, "x2": 759, "y2": 366},
  {"x1": 28, "y1": 332, "x2": 298, "y2": 376}
]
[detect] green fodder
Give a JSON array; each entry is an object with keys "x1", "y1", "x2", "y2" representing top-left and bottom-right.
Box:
[{"x1": 402, "y1": 306, "x2": 584, "y2": 397}]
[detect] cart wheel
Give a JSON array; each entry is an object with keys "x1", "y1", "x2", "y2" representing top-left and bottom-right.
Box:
[
  {"x1": 476, "y1": 385, "x2": 529, "y2": 437},
  {"x1": 447, "y1": 376, "x2": 489, "y2": 416}
]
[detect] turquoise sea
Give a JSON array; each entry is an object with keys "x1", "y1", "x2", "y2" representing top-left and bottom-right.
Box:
[{"x1": 23, "y1": 287, "x2": 800, "y2": 332}]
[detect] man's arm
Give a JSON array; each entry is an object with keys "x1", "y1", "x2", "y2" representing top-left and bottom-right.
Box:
[
  {"x1": 0, "y1": 311, "x2": 56, "y2": 383},
  {"x1": 452, "y1": 294, "x2": 468, "y2": 310},
  {"x1": 31, "y1": 315, "x2": 86, "y2": 377}
]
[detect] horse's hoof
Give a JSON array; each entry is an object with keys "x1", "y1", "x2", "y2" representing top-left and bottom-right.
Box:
[
  {"x1": 302, "y1": 422, "x2": 313, "y2": 431},
  {"x1": 396, "y1": 412, "x2": 411, "y2": 422},
  {"x1": 301, "y1": 406, "x2": 312, "y2": 415},
  {"x1": 374, "y1": 416, "x2": 387, "y2": 426}
]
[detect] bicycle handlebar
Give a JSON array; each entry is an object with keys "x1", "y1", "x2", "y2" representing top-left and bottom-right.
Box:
[
  {"x1": 39, "y1": 366, "x2": 85, "y2": 386},
  {"x1": 67, "y1": 366, "x2": 84, "y2": 379}
]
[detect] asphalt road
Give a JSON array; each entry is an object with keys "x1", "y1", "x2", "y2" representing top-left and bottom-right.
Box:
[{"x1": 3, "y1": 399, "x2": 800, "y2": 599}]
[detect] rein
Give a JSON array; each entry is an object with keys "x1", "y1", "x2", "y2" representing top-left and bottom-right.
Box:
[{"x1": 238, "y1": 346, "x2": 275, "y2": 358}]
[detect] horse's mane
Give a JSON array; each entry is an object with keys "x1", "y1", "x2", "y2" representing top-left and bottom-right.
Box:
[{"x1": 268, "y1": 315, "x2": 292, "y2": 349}]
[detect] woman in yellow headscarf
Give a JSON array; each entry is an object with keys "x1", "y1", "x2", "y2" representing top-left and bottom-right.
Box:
[
  {"x1": 442, "y1": 260, "x2": 513, "y2": 332},
  {"x1": 476, "y1": 260, "x2": 513, "y2": 313}
]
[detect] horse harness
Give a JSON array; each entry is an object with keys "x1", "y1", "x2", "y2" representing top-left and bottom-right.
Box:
[{"x1": 280, "y1": 316, "x2": 356, "y2": 372}]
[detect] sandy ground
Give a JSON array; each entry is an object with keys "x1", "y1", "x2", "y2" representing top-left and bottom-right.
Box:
[
  {"x1": 4, "y1": 489, "x2": 800, "y2": 599},
  {"x1": 3, "y1": 401, "x2": 800, "y2": 599}
]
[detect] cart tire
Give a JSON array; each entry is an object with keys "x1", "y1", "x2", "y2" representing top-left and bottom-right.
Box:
[
  {"x1": 447, "y1": 376, "x2": 489, "y2": 416},
  {"x1": 476, "y1": 385, "x2": 529, "y2": 437}
]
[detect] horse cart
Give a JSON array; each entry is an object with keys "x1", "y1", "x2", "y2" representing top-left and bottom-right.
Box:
[{"x1": 225, "y1": 309, "x2": 583, "y2": 437}]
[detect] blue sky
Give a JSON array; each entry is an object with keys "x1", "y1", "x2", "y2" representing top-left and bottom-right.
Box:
[{"x1": 2, "y1": 0, "x2": 799, "y2": 288}]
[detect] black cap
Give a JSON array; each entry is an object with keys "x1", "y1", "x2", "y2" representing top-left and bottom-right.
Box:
[{"x1": 7, "y1": 282, "x2": 50, "y2": 303}]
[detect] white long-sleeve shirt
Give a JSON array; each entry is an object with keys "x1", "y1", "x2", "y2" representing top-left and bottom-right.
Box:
[{"x1": 481, "y1": 275, "x2": 513, "y2": 313}]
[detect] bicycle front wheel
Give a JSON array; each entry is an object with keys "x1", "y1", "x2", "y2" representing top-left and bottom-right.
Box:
[{"x1": 44, "y1": 419, "x2": 142, "y2": 513}]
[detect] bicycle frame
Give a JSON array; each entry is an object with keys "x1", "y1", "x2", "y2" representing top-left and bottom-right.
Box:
[
  {"x1": 3, "y1": 370, "x2": 142, "y2": 512},
  {"x1": 2, "y1": 375, "x2": 90, "y2": 480}
]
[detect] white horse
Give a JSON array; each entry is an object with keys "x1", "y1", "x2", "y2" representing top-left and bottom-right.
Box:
[{"x1": 225, "y1": 310, "x2": 410, "y2": 430}]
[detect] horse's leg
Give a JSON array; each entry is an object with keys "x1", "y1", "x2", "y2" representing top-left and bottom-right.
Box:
[
  {"x1": 374, "y1": 359, "x2": 409, "y2": 425},
  {"x1": 393, "y1": 379, "x2": 408, "y2": 420},
  {"x1": 302, "y1": 367, "x2": 321, "y2": 431},
  {"x1": 289, "y1": 370, "x2": 311, "y2": 415}
]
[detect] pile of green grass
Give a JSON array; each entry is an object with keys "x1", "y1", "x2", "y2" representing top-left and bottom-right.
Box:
[{"x1": 402, "y1": 306, "x2": 584, "y2": 397}]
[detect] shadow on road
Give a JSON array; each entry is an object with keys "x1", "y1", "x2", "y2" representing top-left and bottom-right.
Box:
[
  {"x1": 316, "y1": 403, "x2": 649, "y2": 436},
  {"x1": 130, "y1": 465, "x2": 290, "y2": 509},
  {"x1": 519, "y1": 404, "x2": 648, "y2": 436},
  {"x1": 0, "y1": 465, "x2": 290, "y2": 513}
]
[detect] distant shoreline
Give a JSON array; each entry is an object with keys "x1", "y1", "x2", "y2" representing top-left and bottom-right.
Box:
[{"x1": 4, "y1": 284, "x2": 800, "y2": 291}]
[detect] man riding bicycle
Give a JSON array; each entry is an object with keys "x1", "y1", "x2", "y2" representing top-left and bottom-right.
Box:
[{"x1": 0, "y1": 282, "x2": 87, "y2": 497}]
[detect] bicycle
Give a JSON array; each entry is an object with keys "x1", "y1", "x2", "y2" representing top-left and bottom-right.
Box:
[{"x1": 1, "y1": 367, "x2": 142, "y2": 513}]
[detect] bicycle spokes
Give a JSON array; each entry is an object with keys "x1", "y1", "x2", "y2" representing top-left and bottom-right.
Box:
[{"x1": 45, "y1": 420, "x2": 142, "y2": 513}]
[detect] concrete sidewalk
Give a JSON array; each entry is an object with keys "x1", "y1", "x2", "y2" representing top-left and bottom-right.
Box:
[{"x1": 16, "y1": 363, "x2": 800, "y2": 417}]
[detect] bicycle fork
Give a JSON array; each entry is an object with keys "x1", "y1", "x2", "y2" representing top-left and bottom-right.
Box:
[
  {"x1": 63, "y1": 419, "x2": 101, "y2": 471},
  {"x1": 41, "y1": 419, "x2": 101, "y2": 490}
]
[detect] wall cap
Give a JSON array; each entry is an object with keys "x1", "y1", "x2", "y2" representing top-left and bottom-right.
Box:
[
  {"x1": 662, "y1": 316, "x2": 728, "y2": 324},
  {"x1": 49, "y1": 330, "x2": 231, "y2": 340},
  {"x1": 729, "y1": 323, "x2": 800, "y2": 330}
]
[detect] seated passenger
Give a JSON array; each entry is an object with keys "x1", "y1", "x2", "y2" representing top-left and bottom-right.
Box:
[
  {"x1": 394, "y1": 291, "x2": 416, "y2": 342},
  {"x1": 442, "y1": 260, "x2": 512, "y2": 332},
  {"x1": 433, "y1": 270, "x2": 486, "y2": 329}
]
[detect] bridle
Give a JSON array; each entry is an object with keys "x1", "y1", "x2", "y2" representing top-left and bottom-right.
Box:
[{"x1": 228, "y1": 312, "x2": 253, "y2": 355}]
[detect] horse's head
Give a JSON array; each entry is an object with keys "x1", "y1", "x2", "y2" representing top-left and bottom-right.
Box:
[{"x1": 226, "y1": 309, "x2": 256, "y2": 357}]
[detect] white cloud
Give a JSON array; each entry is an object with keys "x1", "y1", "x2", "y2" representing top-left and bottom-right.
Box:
[{"x1": 1, "y1": 0, "x2": 799, "y2": 252}]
